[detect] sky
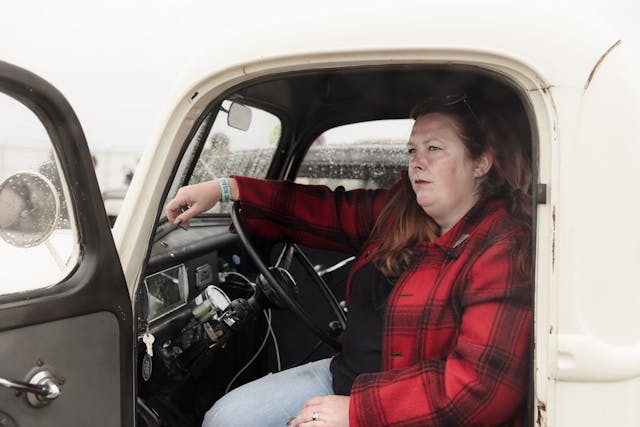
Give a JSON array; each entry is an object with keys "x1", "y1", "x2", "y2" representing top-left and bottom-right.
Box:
[
  {"x1": 1, "y1": 2, "x2": 199, "y2": 153},
  {"x1": 1, "y1": 0, "x2": 639, "y2": 157}
]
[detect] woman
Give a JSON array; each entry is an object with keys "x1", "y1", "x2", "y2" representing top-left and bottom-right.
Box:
[{"x1": 166, "y1": 97, "x2": 532, "y2": 427}]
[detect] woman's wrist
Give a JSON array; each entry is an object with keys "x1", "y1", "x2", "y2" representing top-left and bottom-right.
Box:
[{"x1": 228, "y1": 177, "x2": 239, "y2": 201}]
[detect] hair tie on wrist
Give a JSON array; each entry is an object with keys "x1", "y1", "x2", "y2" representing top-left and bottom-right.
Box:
[{"x1": 219, "y1": 177, "x2": 232, "y2": 203}]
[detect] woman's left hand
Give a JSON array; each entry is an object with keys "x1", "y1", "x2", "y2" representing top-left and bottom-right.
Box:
[{"x1": 288, "y1": 395, "x2": 350, "y2": 427}]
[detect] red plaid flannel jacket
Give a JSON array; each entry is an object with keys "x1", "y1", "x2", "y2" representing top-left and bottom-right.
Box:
[{"x1": 235, "y1": 174, "x2": 532, "y2": 427}]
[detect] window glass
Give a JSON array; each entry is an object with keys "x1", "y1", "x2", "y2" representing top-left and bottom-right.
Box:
[
  {"x1": 0, "y1": 93, "x2": 78, "y2": 295},
  {"x1": 295, "y1": 120, "x2": 413, "y2": 190},
  {"x1": 187, "y1": 101, "x2": 280, "y2": 213}
]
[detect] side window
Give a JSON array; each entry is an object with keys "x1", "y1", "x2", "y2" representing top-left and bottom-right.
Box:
[
  {"x1": 187, "y1": 101, "x2": 281, "y2": 214},
  {"x1": 0, "y1": 93, "x2": 78, "y2": 295},
  {"x1": 295, "y1": 120, "x2": 413, "y2": 190}
]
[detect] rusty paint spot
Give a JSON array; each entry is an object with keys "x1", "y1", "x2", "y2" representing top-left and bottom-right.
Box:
[
  {"x1": 536, "y1": 401, "x2": 546, "y2": 427},
  {"x1": 584, "y1": 39, "x2": 622, "y2": 91},
  {"x1": 551, "y1": 205, "x2": 556, "y2": 269}
]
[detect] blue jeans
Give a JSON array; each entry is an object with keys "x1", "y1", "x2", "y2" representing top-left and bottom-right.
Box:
[{"x1": 202, "y1": 358, "x2": 334, "y2": 427}]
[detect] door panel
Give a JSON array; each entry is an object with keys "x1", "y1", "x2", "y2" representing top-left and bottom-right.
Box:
[
  {"x1": 0, "y1": 313, "x2": 120, "y2": 425},
  {"x1": 0, "y1": 61, "x2": 133, "y2": 425}
]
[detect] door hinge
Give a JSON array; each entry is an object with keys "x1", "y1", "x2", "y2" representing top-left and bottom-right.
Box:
[{"x1": 536, "y1": 183, "x2": 547, "y2": 204}]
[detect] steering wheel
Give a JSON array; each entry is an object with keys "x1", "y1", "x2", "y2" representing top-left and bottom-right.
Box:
[{"x1": 231, "y1": 203, "x2": 347, "y2": 351}]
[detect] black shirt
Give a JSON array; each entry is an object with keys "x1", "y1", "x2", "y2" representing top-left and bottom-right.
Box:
[{"x1": 330, "y1": 263, "x2": 393, "y2": 395}]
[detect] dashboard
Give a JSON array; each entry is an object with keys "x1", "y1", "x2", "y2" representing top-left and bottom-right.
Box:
[
  {"x1": 135, "y1": 215, "x2": 354, "y2": 423},
  {"x1": 137, "y1": 217, "x2": 260, "y2": 392}
]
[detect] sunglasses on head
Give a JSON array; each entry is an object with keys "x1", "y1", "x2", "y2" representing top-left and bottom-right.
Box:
[{"x1": 441, "y1": 94, "x2": 480, "y2": 123}]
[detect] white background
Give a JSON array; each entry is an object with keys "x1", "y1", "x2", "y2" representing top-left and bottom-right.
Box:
[{"x1": 0, "y1": 0, "x2": 638, "y2": 186}]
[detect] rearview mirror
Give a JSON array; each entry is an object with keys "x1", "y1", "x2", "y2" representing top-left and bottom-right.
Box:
[
  {"x1": 227, "y1": 102, "x2": 252, "y2": 131},
  {"x1": 0, "y1": 171, "x2": 60, "y2": 247}
]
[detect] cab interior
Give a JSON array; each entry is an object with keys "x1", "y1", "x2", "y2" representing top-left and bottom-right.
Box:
[{"x1": 135, "y1": 64, "x2": 536, "y2": 426}]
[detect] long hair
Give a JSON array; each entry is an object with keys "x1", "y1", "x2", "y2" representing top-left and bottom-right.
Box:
[{"x1": 369, "y1": 97, "x2": 532, "y2": 279}]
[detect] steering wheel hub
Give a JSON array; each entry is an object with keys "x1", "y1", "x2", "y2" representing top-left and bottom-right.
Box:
[{"x1": 255, "y1": 267, "x2": 298, "y2": 309}]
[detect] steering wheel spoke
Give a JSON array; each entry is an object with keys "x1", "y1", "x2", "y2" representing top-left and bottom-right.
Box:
[{"x1": 275, "y1": 243, "x2": 296, "y2": 270}]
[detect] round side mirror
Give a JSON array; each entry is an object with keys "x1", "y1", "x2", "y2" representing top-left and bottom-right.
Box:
[{"x1": 0, "y1": 172, "x2": 60, "y2": 248}]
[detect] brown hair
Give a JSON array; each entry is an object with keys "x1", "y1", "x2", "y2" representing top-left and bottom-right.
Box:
[{"x1": 369, "y1": 97, "x2": 532, "y2": 279}]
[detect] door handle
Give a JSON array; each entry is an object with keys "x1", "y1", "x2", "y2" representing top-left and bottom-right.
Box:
[{"x1": 0, "y1": 370, "x2": 61, "y2": 407}]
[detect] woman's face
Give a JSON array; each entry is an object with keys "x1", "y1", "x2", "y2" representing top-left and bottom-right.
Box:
[{"x1": 407, "y1": 113, "x2": 491, "y2": 233}]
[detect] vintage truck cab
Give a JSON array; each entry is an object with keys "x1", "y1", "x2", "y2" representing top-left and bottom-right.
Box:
[{"x1": 0, "y1": 2, "x2": 639, "y2": 425}]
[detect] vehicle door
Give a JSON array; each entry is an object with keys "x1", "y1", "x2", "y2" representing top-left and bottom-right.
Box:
[{"x1": 0, "y1": 61, "x2": 133, "y2": 425}]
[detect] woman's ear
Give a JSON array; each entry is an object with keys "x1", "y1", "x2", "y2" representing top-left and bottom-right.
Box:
[{"x1": 473, "y1": 152, "x2": 493, "y2": 178}]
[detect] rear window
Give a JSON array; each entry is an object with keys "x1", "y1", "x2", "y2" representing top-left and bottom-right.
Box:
[{"x1": 295, "y1": 120, "x2": 412, "y2": 190}]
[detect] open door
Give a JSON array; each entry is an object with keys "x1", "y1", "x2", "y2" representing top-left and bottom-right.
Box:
[{"x1": 0, "y1": 61, "x2": 133, "y2": 425}]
